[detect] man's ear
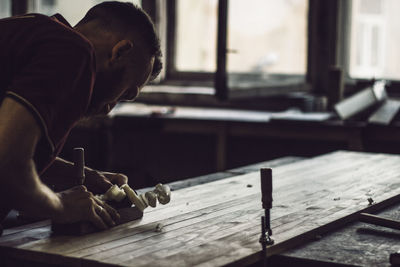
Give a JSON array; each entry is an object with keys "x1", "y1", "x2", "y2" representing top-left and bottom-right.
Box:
[{"x1": 110, "y1": 40, "x2": 133, "y2": 63}]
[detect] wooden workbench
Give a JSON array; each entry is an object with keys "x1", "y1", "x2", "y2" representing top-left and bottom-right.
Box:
[{"x1": 1, "y1": 151, "x2": 400, "y2": 266}]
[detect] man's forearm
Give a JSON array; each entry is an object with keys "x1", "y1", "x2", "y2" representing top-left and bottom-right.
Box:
[{"x1": 2, "y1": 159, "x2": 62, "y2": 220}]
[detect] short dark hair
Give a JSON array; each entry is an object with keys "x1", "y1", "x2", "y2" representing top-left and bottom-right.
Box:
[{"x1": 78, "y1": 1, "x2": 162, "y2": 81}]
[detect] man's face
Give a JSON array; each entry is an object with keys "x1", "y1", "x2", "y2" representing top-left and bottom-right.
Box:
[{"x1": 88, "y1": 46, "x2": 154, "y2": 116}]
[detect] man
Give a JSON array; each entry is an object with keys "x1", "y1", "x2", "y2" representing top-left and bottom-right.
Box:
[{"x1": 0, "y1": 1, "x2": 162, "y2": 233}]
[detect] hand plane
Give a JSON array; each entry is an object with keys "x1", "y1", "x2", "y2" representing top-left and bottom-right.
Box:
[
  {"x1": 51, "y1": 148, "x2": 171, "y2": 235},
  {"x1": 51, "y1": 183, "x2": 171, "y2": 235}
]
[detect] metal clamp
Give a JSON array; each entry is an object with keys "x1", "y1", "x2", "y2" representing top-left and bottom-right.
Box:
[{"x1": 259, "y1": 168, "x2": 274, "y2": 266}]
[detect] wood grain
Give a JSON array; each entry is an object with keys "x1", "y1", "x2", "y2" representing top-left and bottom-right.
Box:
[{"x1": 1, "y1": 151, "x2": 400, "y2": 266}]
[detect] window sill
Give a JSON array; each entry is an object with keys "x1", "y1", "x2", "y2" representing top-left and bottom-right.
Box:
[
  {"x1": 137, "y1": 84, "x2": 318, "y2": 112},
  {"x1": 142, "y1": 85, "x2": 215, "y2": 95},
  {"x1": 138, "y1": 85, "x2": 219, "y2": 107}
]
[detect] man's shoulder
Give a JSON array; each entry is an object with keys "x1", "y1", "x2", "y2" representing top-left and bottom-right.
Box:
[
  {"x1": 1, "y1": 13, "x2": 93, "y2": 54},
  {"x1": 0, "y1": 13, "x2": 63, "y2": 30}
]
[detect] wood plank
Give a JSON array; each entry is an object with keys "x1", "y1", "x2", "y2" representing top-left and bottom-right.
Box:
[
  {"x1": 95, "y1": 170, "x2": 396, "y2": 266},
  {"x1": 22, "y1": 196, "x2": 259, "y2": 256},
  {"x1": 114, "y1": 157, "x2": 400, "y2": 266},
  {"x1": 1, "y1": 151, "x2": 400, "y2": 266}
]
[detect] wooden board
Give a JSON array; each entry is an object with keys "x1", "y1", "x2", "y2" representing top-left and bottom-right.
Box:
[
  {"x1": 1, "y1": 151, "x2": 400, "y2": 266},
  {"x1": 51, "y1": 206, "x2": 143, "y2": 236}
]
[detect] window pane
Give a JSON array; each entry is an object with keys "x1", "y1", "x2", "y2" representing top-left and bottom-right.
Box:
[
  {"x1": 227, "y1": 0, "x2": 308, "y2": 76},
  {"x1": 28, "y1": 0, "x2": 141, "y2": 26},
  {"x1": 175, "y1": 0, "x2": 218, "y2": 72},
  {"x1": 0, "y1": 0, "x2": 11, "y2": 18},
  {"x1": 350, "y1": 0, "x2": 400, "y2": 80}
]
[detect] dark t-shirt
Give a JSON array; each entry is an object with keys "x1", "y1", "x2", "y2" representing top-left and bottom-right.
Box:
[{"x1": 0, "y1": 13, "x2": 96, "y2": 223}]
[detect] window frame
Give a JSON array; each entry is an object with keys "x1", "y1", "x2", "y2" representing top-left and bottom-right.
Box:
[{"x1": 11, "y1": 0, "x2": 28, "y2": 15}]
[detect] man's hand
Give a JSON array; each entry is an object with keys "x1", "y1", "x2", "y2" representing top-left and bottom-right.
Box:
[
  {"x1": 84, "y1": 169, "x2": 128, "y2": 194},
  {"x1": 53, "y1": 185, "x2": 119, "y2": 229}
]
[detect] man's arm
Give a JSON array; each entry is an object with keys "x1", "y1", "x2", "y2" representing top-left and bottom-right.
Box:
[
  {"x1": 0, "y1": 97, "x2": 62, "y2": 218},
  {"x1": 0, "y1": 97, "x2": 118, "y2": 229}
]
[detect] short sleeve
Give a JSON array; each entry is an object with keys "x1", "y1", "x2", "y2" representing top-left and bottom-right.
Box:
[{"x1": 6, "y1": 40, "x2": 95, "y2": 163}]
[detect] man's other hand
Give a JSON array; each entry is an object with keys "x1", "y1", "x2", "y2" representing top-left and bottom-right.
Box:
[
  {"x1": 84, "y1": 169, "x2": 128, "y2": 194},
  {"x1": 53, "y1": 185, "x2": 119, "y2": 230}
]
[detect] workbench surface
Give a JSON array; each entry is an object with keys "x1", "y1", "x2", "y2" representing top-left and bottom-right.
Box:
[
  {"x1": 277, "y1": 202, "x2": 400, "y2": 267},
  {"x1": 1, "y1": 151, "x2": 400, "y2": 266}
]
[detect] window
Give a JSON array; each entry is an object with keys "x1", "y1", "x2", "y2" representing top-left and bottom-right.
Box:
[
  {"x1": 161, "y1": 0, "x2": 309, "y2": 99},
  {"x1": 350, "y1": 0, "x2": 400, "y2": 81},
  {"x1": 175, "y1": 0, "x2": 217, "y2": 73},
  {"x1": 227, "y1": 0, "x2": 307, "y2": 75},
  {"x1": 226, "y1": 0, "x2": 308, "y2": 93},
  {"x1": 0, "y1": 0, "x2": 11, "y2": 18},
  {"x1": 28, "y1": 0, "x2": 141, "y2": 26}
]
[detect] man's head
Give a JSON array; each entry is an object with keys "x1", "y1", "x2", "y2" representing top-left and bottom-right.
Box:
[{"x1": 75, "y1": 1, "x2": 162, "y2": 115}]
